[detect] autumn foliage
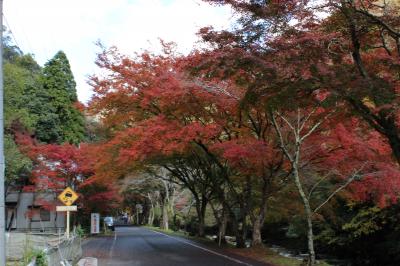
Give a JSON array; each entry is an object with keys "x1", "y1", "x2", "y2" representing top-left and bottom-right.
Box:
[{"x1": 10, "y1": 1, "x2": 400, "y2": 264}]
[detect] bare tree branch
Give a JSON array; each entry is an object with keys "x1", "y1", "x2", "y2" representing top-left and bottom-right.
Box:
[
  {"x1": 300, "y1": 111, "x2": 334, "y2": 142},
  {"x1": 308, "y1": 171, "x2": 333, "y2": 200},
  {"x1": 313, "y1": 164, "x2": 366, "y2": 214},
  {"x1": 271, "y1": 111, "x2": 294, "y2": 162}
]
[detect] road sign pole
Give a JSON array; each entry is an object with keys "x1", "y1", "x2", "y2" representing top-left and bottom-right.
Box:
[
  {"x1": 56, "y1": 205, "x2": 77, "y2": 239},
  {"x1": 57, "y1": 187, "x2": 79, "y2": 239},
  {"x1": 66, "y1": 210, "x2": 70, "y2": 238}
]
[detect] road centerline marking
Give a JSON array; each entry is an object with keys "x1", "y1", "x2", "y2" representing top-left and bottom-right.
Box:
[
  {"x1": 107, "y1": 231, "x2": 118, "y2": 265},
  {"x1": 148, "y1": 229, "x2": 253, "y2": 266}
]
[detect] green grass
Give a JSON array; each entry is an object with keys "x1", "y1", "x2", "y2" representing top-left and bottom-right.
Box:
[
  {"x1": 143, "y1": 226, "x2": 197, "y2": 240},
  {"x1": 143, "y1": 226, "x2": 331, "y2": 266},
  {"x1": 7, "y1": 248, "x2": 48, "y2": 266}
]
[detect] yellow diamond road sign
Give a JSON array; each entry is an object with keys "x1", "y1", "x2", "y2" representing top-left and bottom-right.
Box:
[{"x1": 58, "y1": 187, "x2": 79, "y2": 206}]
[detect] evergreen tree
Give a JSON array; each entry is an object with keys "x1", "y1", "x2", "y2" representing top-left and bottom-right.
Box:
[{"x1": 35, "y1": 51, "x2": 85, "y2": 144}]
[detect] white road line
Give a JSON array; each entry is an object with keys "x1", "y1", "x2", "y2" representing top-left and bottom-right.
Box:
[
  {"x1": 107, "y1": 231, "x2": 118, "y2": 265},
  {"x1": 148, "y1": 229, "x2": 253, "y2": 266}
]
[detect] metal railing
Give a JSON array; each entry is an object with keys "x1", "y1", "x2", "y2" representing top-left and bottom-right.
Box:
[{"x1": 6, "y1": 231, "x2": 82, "y2": 265}]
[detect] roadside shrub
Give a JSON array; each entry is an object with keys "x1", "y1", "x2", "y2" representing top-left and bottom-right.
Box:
[
  {"x1": 35, "y1": 250, "x2": 47, "y2": 266},
  {"x1": 75, "y1": 224, "x2": 86, "y2": 238}
]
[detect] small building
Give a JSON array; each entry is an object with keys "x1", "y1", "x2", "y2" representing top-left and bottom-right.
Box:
[{"x1": 6, "y1": 191, "x2": 65, "y2": 232}]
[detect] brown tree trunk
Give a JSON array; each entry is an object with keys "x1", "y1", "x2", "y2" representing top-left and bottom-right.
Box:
[
  {"x1": 195, "y1": 197, "x2": 207, "y2": 237},
  {"x1": 236, "y1": 224, "x2": 247, "y2": 248},
  {"x1": 251, "y1": 178, "x2": 268, "y2": 247},
  {"x1": 251, "y1": 218, "x2": 263, "y2": 246},
  {"x1": 218, "y1": 208, "x2": 228, "y2": 244},
  {"x1": 234, "y1": 209, "x2": 248, "y2": 248}
]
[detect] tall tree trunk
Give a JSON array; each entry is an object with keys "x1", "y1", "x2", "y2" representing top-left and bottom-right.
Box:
[
  {"x1": 149, "y1": 210, "x2": 154, "y2": 226},
  {"x1": 198, "y1": 214, "x2": 205, "y2": 237},
  {"x1": 148, "y1": 205, "x2": 154, "y2": 225},
  {"x1": 160, "y1": 180, "x2": 170, "y2": 230},
  {"x1": 251, "y1": 178, "x2": 268, "y2": 246},
  {"x1": 236, "y1": 177, "x2": 252, "y2": 248},
  {"x1": 293, "y1": 167, "x2": 316, "y2": 266},
  {"x1": 218, "y1": 209, "x2": 228, "y2": 245},
  {"x1": 235, "y1": 222, "x2": 247, "y2": 248},
  {"x1": 382, "y1": 118, "x2": 400, "y2": 164},
  {"x1": 195, "y1": 196, "x2": 208, "y2": 237},
  {"x1": 306, "y1": 210, "x2": 315, "y2": 266},
  {"x1": 251, "y1": 217, "x2": 263, "y2": 246},
  {"x1": 147, "y1": 193, "x2": 155, "y2": 226},
  {"x1": 210, "y1": 202, "x2": 228, "y2": 245},
  {"x1": 161, "y1": 202, "x2": 169, "y2": 230},
  {"x1": 234, "y1": 207, "x2": 248, "y2": 248}
]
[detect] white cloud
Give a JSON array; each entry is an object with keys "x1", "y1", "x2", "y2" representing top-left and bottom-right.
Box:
[{"x1": 4, "y1": 0, "x2": 233, "y2": 103}]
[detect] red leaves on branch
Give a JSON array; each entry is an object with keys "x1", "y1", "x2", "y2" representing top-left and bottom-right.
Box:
[
  {"x1": 312, "y1": 120, "x2": 400, "y2": 207},
  {"x1": 88, "y1": 3, "x2": 400, "y2": 209},
  {"x1": 14, "y1": 132, "x2": 121, "y2": 213},
  {"x1": 211, "y1": 138, "x2": 281, "y2": 176}
]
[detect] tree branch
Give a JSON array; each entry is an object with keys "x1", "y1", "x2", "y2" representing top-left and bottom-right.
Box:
[
  {"x1": 271, "y1": 111, "x2": 293, "y2": 162},
  {"x1": 313, "y1": 164, "x2": 365, "y2": 214}
]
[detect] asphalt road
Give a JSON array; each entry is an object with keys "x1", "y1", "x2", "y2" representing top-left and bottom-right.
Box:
[{"x1": 82, "y1": 226, "x2": 271, "y2": 266}]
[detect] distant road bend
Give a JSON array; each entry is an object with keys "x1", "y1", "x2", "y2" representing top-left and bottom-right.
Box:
[{"x1": 82, "y1": 226, "x2": 272, "y2": 266}]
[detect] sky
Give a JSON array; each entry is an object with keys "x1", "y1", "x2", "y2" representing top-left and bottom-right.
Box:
[{"x1": 4, "y1": 0, "x2": 233, "y2": 103}]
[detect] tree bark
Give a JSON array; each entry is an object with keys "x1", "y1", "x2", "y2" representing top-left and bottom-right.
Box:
[
  {"x1": 161, "y1": 202, "x2": 169, "y2": 230},
  {"x1": 195, "y1": 196, "x2": 208, "y2": 237},
  {"x1": 380, "y1": 117, "x2": 400, "y2": 164},
  {"x1": 234, "y1": 206, "x2": 248, "y2": 248},
  {"x1": 251, "y1": 177, "x2": 269, "y2": 246},
  {"x1": 251, "y1": 217, "x2": 263, "y2": 246},
  {"x1": 293, "y1": 167, "x2": 316, "y2": 266},
  {"x1": 236, "y1": 223, "x2": 247, "y2": 248},
  {"x1": 160, "y1": 180, "x2": 170, "y2": 230},
  {"x1": 218, "y1": 209, "x2": 228, "y2": 244},
  {"x1": 148, "y1": 205, "x2": 154, "y2": 226},
  {"x1": 147, "y1": 193, "x2": 154, "y2": 225}
]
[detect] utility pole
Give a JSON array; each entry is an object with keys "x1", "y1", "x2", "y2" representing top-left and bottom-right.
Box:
[{"x1": 0, "y1": 0, "x2": 5, "y2": 264}]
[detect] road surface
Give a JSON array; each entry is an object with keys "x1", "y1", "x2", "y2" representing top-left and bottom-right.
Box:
[{"x1": 82, "y1": 226, "x2": 271, "y2": 266}]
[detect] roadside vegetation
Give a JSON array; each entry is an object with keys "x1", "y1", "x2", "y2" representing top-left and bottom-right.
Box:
[
  {"x1": 5, "y1": 1, "x2": 400, "y2": 266},
  {"x1": 146, "y1": 225, "x2": 332, "y2": 266}
]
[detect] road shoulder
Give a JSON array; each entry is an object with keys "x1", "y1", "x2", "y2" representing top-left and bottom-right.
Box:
[{"x1": 143, "y1": 226, "x2": 275, "y2": 266}]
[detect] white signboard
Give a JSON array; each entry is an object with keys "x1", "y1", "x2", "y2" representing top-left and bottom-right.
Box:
[
  {"x1": 56, "y1": 205, "x2": 77, "y2": 212},
  {"x1": 91, "y1": 213, "x2": 100, "y2": 234}
]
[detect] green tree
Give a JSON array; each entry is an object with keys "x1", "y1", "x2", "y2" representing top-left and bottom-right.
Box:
[
  {"x1": 36, "y1": 51, "x2": 85, "y2": 144},
  {"x1": 3, "y1": 36, "x2": 37, "y2": 186},
  {"x1": 4, "y1": 135, "x2": 32, "y2": 191},
  {"x1": 3, "y1": 38, "x2": 41, "y2": 131}
]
